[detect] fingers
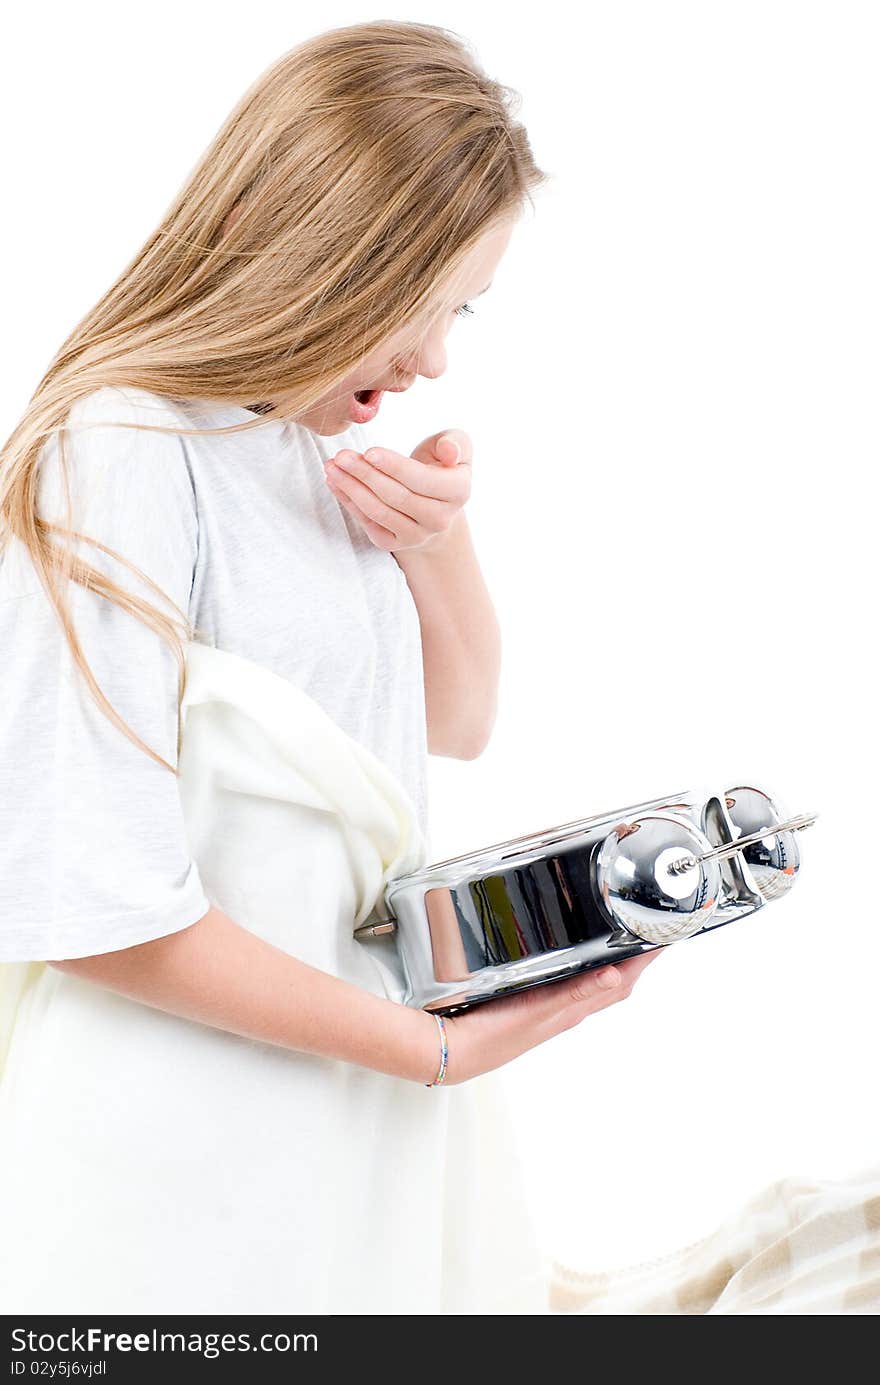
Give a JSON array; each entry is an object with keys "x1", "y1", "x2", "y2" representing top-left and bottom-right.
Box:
[
  {"x1": 444, "y1": 948, "x2": 668, "y2": 1080},
  {"x1": 528, "y1": 949, "x2": 665, "y2": 1027},
  {"x1": 432, "y1": 429, "x2": 472, "y2": 466},
  {"x1": 573, "y1": 949, "x2": 664, "y2": 1004},
  {"x1": 615, "y1": 948, "x2": 665, "y2": 982},
  {"x1": 365, "y1": 447, "x2": 472, "y2": 504},
  {"x1": 325, "y1": 457, "x2": 425, "y2": 540},
  {"x1": 325, "y1": 485, "x2": 399, "y2": 549},
  {"x1": 325, "y1": 449, "x2": 467, "y2": 543},
  {"x1": 564, "y1": 964, "x2": 634, "y2": 1009}
]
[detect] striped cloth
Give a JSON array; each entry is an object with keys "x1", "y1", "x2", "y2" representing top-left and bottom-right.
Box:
[{"x1": 548, "y1": 1164, "x2": 880, "y2": 1314}]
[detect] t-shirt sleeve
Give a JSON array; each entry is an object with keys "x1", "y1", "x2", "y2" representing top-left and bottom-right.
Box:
[{"x1": 0, "y1": 386, "x2": 212, "y2": 961}]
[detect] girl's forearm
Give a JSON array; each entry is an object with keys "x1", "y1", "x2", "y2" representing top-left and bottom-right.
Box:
[
  {"x1": 48, "y1": 905, "x2": 440, "y2": 1084},
  {"x1": 393, "y1": 510, "x2": 501, "y2": 758}
]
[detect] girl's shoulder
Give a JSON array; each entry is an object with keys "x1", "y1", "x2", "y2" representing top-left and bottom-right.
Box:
[
  {"x1": 65, "y1": 384, "x2": 196, "y2": 434},
  {"x1": 40, "y1": 385, "x2": 197, "y2": 502}
]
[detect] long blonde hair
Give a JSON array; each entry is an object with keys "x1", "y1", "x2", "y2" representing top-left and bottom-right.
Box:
[{"x1": 0, "y1": 19, "x2": 549, "y2": 774}]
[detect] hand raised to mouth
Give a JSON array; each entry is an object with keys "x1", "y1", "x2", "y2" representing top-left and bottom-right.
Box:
[{"x1": 322, "y1": 429, "x2": 473, "y2": 553}]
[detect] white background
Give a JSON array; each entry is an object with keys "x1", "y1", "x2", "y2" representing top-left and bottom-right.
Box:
[{"x1": 2, "y1": 2, "x2": 877, "y2": 1271}]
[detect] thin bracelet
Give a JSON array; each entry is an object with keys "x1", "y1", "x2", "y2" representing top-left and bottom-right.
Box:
[{"x1": 425, "y1": 1013, "x2": 448, "y2": 1087}]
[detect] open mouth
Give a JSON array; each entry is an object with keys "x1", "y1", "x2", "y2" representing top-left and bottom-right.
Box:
[{"x1": 349, "y1": 387, "x2": 386, "y2": 423}]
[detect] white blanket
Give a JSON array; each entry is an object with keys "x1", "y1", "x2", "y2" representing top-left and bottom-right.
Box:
[
  {"x1": 1, "y1": 639, "x2": 876, "y2": 1314},
  {"x1": 177, "y1": 637, "x2": 426, "y2": 999},
  {"x1": 0, "y1": 639, "x2": 549, "y2": 1315},
  {"x1": 548, "y1": 1165, "x2": 880, "y2": 1314}
]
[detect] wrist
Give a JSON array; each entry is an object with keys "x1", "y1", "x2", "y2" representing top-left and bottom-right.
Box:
[
  {"x1": 392, "y1": 511, "x2": 464, "y2": 569},
  {"x1": 389, "y1": 1001, "x2": 449, "y2": 1084},
  {"x1": 423, "y1": 1012, "x2": 449, "y2": 1086}
]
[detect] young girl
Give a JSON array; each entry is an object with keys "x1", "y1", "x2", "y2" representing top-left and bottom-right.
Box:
[{"x1": 0, "y1": 20, "x2": 657, "y2": 1314}]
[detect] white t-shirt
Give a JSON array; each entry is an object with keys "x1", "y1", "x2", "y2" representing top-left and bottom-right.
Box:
[{"x1": 0, "y1": 385, "x2": 429, "y2": 962}]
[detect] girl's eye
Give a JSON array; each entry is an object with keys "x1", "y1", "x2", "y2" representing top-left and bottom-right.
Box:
[{"x1": 454, "y1": 302, "x2": 475, "y2": 319}]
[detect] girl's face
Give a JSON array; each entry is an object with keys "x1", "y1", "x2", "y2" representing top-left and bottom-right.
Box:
[{"x1": 293, "y1": 215, "x2": 517, "y2": 436}]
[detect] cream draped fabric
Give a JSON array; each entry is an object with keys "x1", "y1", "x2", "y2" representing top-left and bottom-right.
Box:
[
  {"x1": 549, "y1": 1166, "x2": 880, "y2": 1315},
  {"x1": 1, "y1": 640, "x2": 876, "y2": 1314},
  {"x1": 0, "y1": 639, "x2": 549, "y2": 1315}
]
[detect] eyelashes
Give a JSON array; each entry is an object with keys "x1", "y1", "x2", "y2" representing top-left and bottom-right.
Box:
[{"x1": 454, "y1": 302, "x2": 476, "y2": 319}]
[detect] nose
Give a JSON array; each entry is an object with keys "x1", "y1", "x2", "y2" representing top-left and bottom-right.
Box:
[
  {"x1": 399, "y1": 335, "x2": 447, "y2": 384},
  {"x1": 417, "y1": 343, "x2": 447, "y2": 381}
]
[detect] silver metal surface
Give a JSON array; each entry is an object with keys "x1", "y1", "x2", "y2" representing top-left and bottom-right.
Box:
[
  {"x1": 594, "y1": 813, "x2": 724, "y2": 944},
  {"x1": 666, "y1": 811, "x2": 817, "y2": 875},
  {"x1": 352, "y1": 919, "x2": 397, "y2": 940},
  {"x1": 355, "y1": 783, "x2": 818, "y2": 1012},
  {"x1": 721, "y1": 785, "x2": 806, "y2": 902},
  {"x1": 388, "y1": 788, "x2": 694, "y2": 887}
]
